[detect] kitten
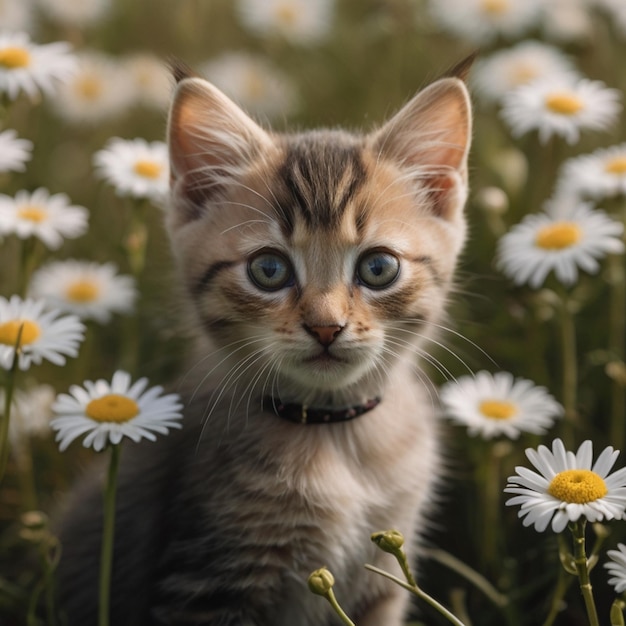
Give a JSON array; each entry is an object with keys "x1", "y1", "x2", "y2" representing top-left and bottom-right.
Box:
[{"x1": 56, "y1": 60, "x2": 472, "y2": 626}]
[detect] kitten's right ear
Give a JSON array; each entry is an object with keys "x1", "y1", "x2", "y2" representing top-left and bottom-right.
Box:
[{"x1": 167, "y1": 76, "x2": 273, "y2": 220}]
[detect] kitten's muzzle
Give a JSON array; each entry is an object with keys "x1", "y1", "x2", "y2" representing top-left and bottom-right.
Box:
[{"x1": 303, "y1": 324, "x2": 344, "y2": 347}]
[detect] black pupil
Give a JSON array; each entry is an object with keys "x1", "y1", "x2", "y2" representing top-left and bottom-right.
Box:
[
  {"x1": 262, "y1": 258, "x2": 279, "y2": 278},
  {"x1": 369, "y1": 257, "x2": 385, "y2": 276}
]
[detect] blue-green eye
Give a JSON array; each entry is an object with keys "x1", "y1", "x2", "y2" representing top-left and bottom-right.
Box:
[
  {"x1": 248, "y1": 252, "x2": 293, "y2": 291},
  {"x1": 356, "y1": 251, "x2": 400, "y2": 289}
]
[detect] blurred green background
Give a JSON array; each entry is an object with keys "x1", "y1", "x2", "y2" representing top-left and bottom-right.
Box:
[{"x1": 2, "y1": 1, "x2": 626, "y2": 624}]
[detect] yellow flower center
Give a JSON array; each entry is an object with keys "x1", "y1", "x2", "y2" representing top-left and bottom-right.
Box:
[
  {"x1": 66, "y1": 280, "x2": 100, "y2": 303},
  {"x1": 481, "y1": 0, "x2": 509, "y2": 15},
  {"x1": 548, "y1": 469, "x2": 608, "y2": 503},
  {"x1": 0, "y1": 46, "x2": 31, "y2": 69},
  {"x1": 0, "y1": 320, "x2": 41, "y2": 347},
  {"x1": 275, "y1": 2, "x2": 297, "y2": 26},
  {"x1": 17, "y1": 205, "x2": 47, "y2": 223},
  {"x1": 535, "y1": 222, "x2": 582, "y2": 250},
  {"x1": 75, "y1": 76, "x2": 103, "y2": 100},
  {"x1": 85, "y1": 394, "x2": 139, "y2": 423},
  {"x1": 479, "y1": 400, "x2": 517, "y2": 420},
  {"x1": 133, "y1": 160, "x2": 162, "y2": 179},
  {"x1": 544, "y1": 92, "x2": 584, "y2": 116},
  {"x1": 605, "y1": 156, "x2": 626, "y2": 175}
]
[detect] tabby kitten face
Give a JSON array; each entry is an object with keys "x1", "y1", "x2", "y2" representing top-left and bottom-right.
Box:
[{"x1": 167, "y1": 71, "x2": 471, "y2": 406}]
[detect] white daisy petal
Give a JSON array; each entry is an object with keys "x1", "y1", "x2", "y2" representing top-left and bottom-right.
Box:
[
  {"x1": 440, "y1": 370, "x2": 562, "y2": 440},
  {"x1": 0, "y1": 31, "x2": 77, "y2": 102},
  {"x1": 556, "y1": 143, "x2": 626, "y2": 201},
  {"x1": 51, "y1": 370, "x2": 183, "y2": 451},
  {"x1": 497, "y1": 201, "x2": 624, "y2": 289},
  {"x1": 593, "y1": 446, "x2": 619, "y2": 477},
  {"x1": 506, "y1": 438, "x2": 626, "y2": 533},
  {"x1": 0, "y1": 295, "x2": 85, "y2": 371},
  {"x1": 93, "y1": 137, "x2": 169, "y2": 203},
  {"x1": 236, "y1": 0, "x2": 334, "y2": 44},
  {"x1": 50, "y1": 51, "x2": 134, "y2": 125},
  {"x1": 29, "y1": 260, "x2": 136, "y2": 324},
  {"x1": 427, "y1": 0, "x2": 543, "y2": 45},
  {"x1": 0, "y1": 188, "x2": 89, "y2": 250},
  {"x1": 501, "y1": 73, "x2": 621, "y2": 145},
  {"x1": 201, "y1": 52, "x2": 298, "y2": 121},
  {"x1": 39, "y1": 0, "x2": 112, "y2": 28},
  {"x1": 0, "y1": 129, "x2": 32, "y2": 173},
  {"x1": 472, "y1": 42, "x2": 577, "y2": 105}
]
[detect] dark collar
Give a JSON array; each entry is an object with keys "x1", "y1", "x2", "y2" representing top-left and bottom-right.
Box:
[{"x1": 263, "y1": 396, "x2": 381, "y2": 425}]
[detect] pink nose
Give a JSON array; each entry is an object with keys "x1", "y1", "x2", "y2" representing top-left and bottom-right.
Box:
[{"x1": 304, "y1": 325, "x2": 344, "y2": 347}]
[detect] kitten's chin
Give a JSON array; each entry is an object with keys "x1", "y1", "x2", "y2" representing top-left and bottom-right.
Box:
[{"x1": 277, "y1": 351, "x2": 383, "y2": 401}]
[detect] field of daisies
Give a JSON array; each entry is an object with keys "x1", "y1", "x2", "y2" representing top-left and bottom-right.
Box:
[{"x1": 3, "y1": 0, "x2": 626, "y2": 625}]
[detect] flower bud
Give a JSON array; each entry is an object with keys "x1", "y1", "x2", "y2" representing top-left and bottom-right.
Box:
[
  {"x1": 308, "y1": 567, "x2": 335, "y2": 596},
  {"x1": 371, "y1": 529, "x2": 405, "y2": 553},
  {"x1": 19, "y1": 510, "x2": 50, "y2": 544},
  {"x1": 475, "y1": 186, "x2": 509, "y2": 215}
]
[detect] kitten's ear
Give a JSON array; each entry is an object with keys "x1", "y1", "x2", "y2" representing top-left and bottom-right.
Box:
[
  {"x1": 371, "y1": 77, "x2": 472, "y2": 222},
  {"x1": 167, "y1": 76, "x2": 273, "y2": 220}
]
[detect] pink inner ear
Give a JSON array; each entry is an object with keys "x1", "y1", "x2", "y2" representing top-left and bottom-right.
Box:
[{"x1": 424, "y1": 173, "x2": 460, "y2": 220}]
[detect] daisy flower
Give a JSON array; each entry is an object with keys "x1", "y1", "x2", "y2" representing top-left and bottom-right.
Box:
[
  {"x1": 0, "y1": 296, "x2": 85, "y2": 371},
  {"x1": 38, "y1": 0, "x2": 112, "y2": 27},
  {"x1": 4, "y1": 384, "x2": 55, "y2": 445},
  {"x1": 605, "y1": 543, "x2": 626, "y2": 594},
  {"x1": 0, "y1": 31, "x2": 76, "y2": 101},
  {"x1": 0, "y1": 129, "x2": 32, "y2": 173},
  {"x1": 541, "y1": 0, "x2": 593, "y2": 43},
  {"x1": 50, "y1": 51, "x2": 134, "y2": 125},
  {"x1": 123, "y1": 53, "x2": 172, "y2": 110},
  {"x1": 93, "y1": 137, "x2": 169, "y2": 202},
  {"x1": 0, "y1": 0, "x2": 34, "y2": 36},
  {"x1": 440, "y1": 371, "x2": 563, "y2": 439},
  {"x1": 556, "y1": 144, "x2": 626, "y2": 201},
  {"x1": 0, "y1": 188, "x2": 89, "y2": 250},
  {"x1": 497, "y1": 202, "x2": 624, "y2": 288},
  {"x1": 51, "y1": 370, "x2": 183, "y2": 452},
  {"x1": 505, "y1": 438, "x2": 626, "y2": 533},
  {"x1": 427, "y1": 0, "x2": 543, "y2": 45},
  {"x1": 236, "y1": 0, "x2": 335, "y2": 44},
  {"x1": 501, "y1": 74, "x2": 621, "y2": 144},
  {"x1": 202, "y1": 52, "x2": 297, "y2": 120},
  {"x1": 472, "y1": 42, "x2": 577, "y2": 105},
  {"x1": 29, "y1": 260, "x2": 137, "y2": 324}
]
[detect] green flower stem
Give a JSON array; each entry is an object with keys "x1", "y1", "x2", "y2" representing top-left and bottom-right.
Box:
[
  {"x1": 608, "y1": 243, "x2": 626, "y2": 448},
  {"x1": 559, "y1": 292, "x2": 578, "y2": 440},
  {"x1": 98, "y1": 444, "x2": 121, "y2": 626},
  {"x1": 18, "y1": 238, "x2": 39, "y2": 298},
  {"x1": 0, "y1": 327, "x2": 22, "y2": 482},
  {"x1": 27, "y1": 537, "x2": 61, "y2": 626},
  {"x1": 121, "y1": 199, "x2": 149, "y2": 375},
  {"x1": 480, "y1": 441, "x2": 505, "y2": 574},
  {"x1": 611, "y1": 599, "x2": 626, "y2": 626},
  {"x1": 421, "y1": 547, "x2": 508, "y2": 609},
  {"x1": 16, "y1": 436, "x2": 39, "y2": 512},
  {"x1": 541, "y1": 560, "x2": 573, "y2": 626},
  {"x1": 570, "y1": 520, "x2": 599, "y2": 626},
  {"x1": 125, "y1": 199, "x2": 149, "y2": 278},
  {"x1": 324, "y1": 587, "x2": 356, "y2": 626},
  {"x1": 369, "y1": 532, "x2": 467, "y2": 626},
  {"x1": 364, "y1": 564, "x2": 467, "y2": 626}
]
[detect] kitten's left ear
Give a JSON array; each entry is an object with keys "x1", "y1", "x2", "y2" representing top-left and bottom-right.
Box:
[{"x1": 371, "y1": 75, "x2": 472, "y2": 222}]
